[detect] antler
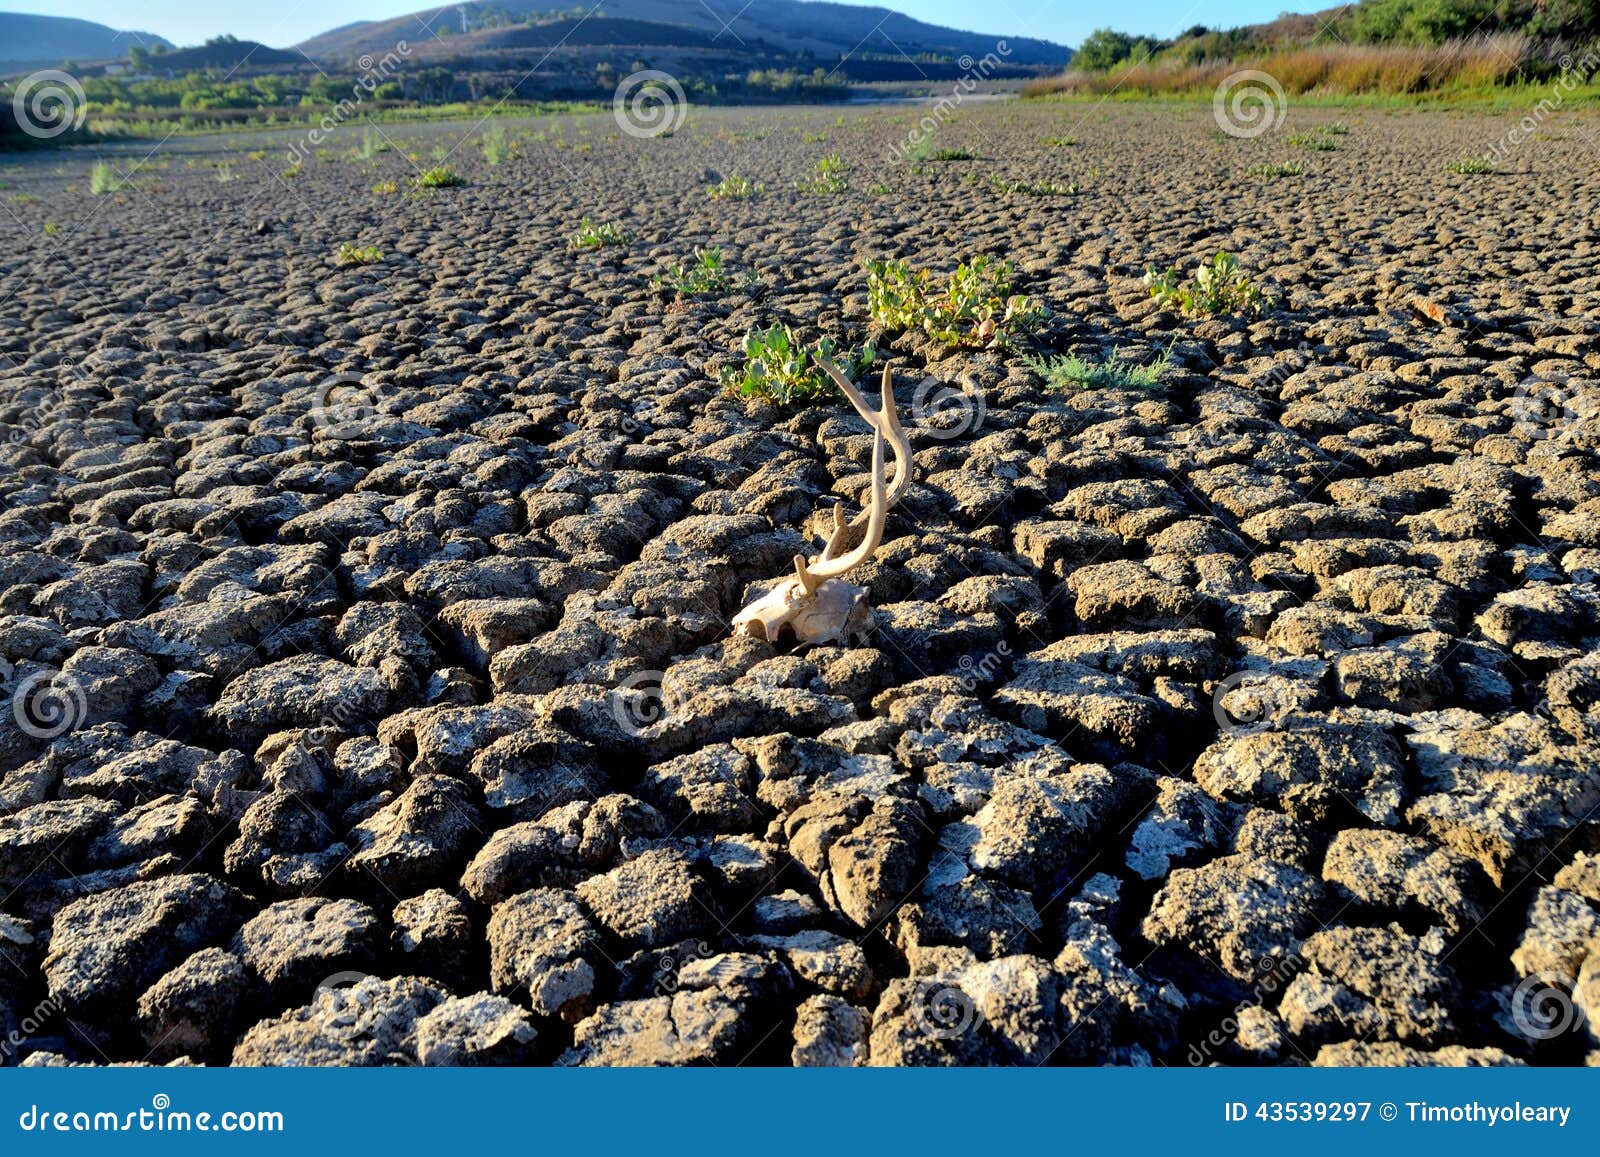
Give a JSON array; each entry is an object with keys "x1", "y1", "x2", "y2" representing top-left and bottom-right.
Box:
[
  {"x1": 792, "y1": 359, "x2": 912, "y2": 597},
  {"x1": 816, "y1": 359, "x2": 912, "y2": 533}
]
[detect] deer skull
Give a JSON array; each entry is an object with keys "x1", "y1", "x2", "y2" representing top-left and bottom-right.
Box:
[{"x1": 732, "y1": 359, "x2": 913, "y2": 647}]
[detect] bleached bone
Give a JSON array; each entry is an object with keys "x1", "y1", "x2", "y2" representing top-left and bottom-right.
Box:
[{"x1": 732, "y1": 359, "x2": 912, "y2": 647}]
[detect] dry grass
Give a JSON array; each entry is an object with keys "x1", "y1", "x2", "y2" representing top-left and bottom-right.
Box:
[{"x1": 1023, "y1": 34, "x2": 1534, "y2": 99}]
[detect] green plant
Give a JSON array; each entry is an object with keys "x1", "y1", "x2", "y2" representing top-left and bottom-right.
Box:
[
  {"x1": 1042, "y1": 136, "x2": 1076, "y2": 147},
  {"x1": 706, "y1": 175, "x2": 762, "y2": 200},
  {"x1": 371, "y1": 178, "x2": 399, "y2": 194},
  {"x1": 652, "y1": 247, "x2": 756, "y2": 297},
  {"x1": 1288, "y1": 130, "x2": 1339, "y2": 151},
  {"x1": 214, "y1": 162, "x2": 238, "y2": 183},
  {"x1": 1244, "y1": 161, "x2": 1305, "y2": 178},
  {"x1": 990, "y1": 175, "x2": 1078, "y2": 196},
  {"x1": 360, "y1": 129, "x2": 390, "y2": 159},
  {"x1": 13, "y1": 193, "x2": 36, "y2": 205},
  {"x1": 334, "y1": 242, "x2": 384, "y2": 267},
  {"x1": 283, "y1": 162, "x2": 303, "y2": 179},
  {"x1": 89, "y1": 162, "x2": 127, "y2": 194},
  {"x1": 413, "y1": 165, "x2": 466, "y2": 189},
  {"x1": 481, "y1": 124, "x2": 507, "y2": 165},
  {"x1": 866, "y1": 256, "x2": 1046, "y2": 350},
  {"x1": 1446, "y1": 155, "x2": 1497, "y2": 173},
  {"x1": 1025, "y1": 346, "x2": 1174, "y2": 392},
  {"x1": 569, "y1": 217, "x2": 630, "y2": 249},
  {"x1": 929, "y1": 147, "x2": 975, "y2": 161},
  {"x1": 720, "y1": 324, "x2": 874, "y2": 405},
  {"x1": 868, "y1": 182, "x2": 893, "y2": 196},
  {"x1": 43, "y1": 221, "x2": 60, "y2": 237},
  {"x1": 800, "y1": 154, "x2": 849, "y2": 194},
  {"x1": 1144, "y1": 251, "x2": 1275, "y2": 317}
]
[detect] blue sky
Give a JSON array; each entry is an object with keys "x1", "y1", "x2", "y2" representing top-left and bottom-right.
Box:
[{"x1": 20, "y1": 0, "x2": 1306, "y2": 50}]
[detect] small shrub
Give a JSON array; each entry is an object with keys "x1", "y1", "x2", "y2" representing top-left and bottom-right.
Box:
[
  {"x1": 800, "y1": 154, "x2": 849, "y2": 194},
  {"x1": 867, "y1": 256, "x2": 1046, "y2": 350},
  {"x1": 1244, "y1": 161, "x2": 1304, "y2": 178},
  {"x1": 371, "y1": 178, "x2": 399, "y2": 194},
  {"x1": 569, "y1": 217, "x2": 630, "y2": 249},
  {"x1": 413, "y1": 166, "x2": 466, "y2": 189},
  {"x1": 334, "y1": 242, "x2": 384, "y2": 267},
  {"x1": 1026, "y1": 347, "x2": 1173, "y2": 392},
  {"x1": 89, "y1": 162, "x2": 127, "y2": 195},
  {"x1": 720, "y1": 324, "x2": 874, "y2": 405},
  {"x1": 1042, "y1": 136, "x2": 1076, "y2": 147},
  {"x1": 706, "y1": 175, "x2": 762, "y2": 200},
  {"x1": 481, "y1": 125, "x2": 508, "y2": 166},
  {"x1": 1446, "y1": 156, "x2": 1497, "y2": 174},
  {"x1": 652, "y1": 247, "x2": 756, "y2": 297},
  {"x1": 283, "y1": 162, "x2": 304, "y2": 179},
  {"x1": 990, "y1": 175, "x2": 1077, "y2": 196},
  {"x1": 214, "y1": 163, "x2": 238, "y2": 183},
  {"x1": 1144, "y1": 251, "x2": 1274, "y2": 317},
  {"x1": 1288, "y1": 130, "x2": 1338, "y2": 151}
]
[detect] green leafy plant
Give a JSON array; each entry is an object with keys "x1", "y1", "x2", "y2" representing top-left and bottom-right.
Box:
[
  {"x1": 89, "y1": 162, "x2": 128, "y2": 195},
  {"x1": 214, "y1": 162, "x2": 238, "y2": 183},
  {"x1": 652, "y1": 247, "x2": 756, "y2": 297},
  {"x1": 413, "y1": 165, "x2": 466, "y2": 189},
  {"x1": 569, "y1": 217, "x2": 630, "y2": 249},
  {"x1": 706, "y1": 175, "x2": 762, "y2": 200},
  {"x1": 990, "y1": 175, "x2": 1078, "y2": 196},
  {"x1": 371, "y1": 178, "x2": 399, "y2": 194},
  {"x1": 1288, "y1": 129, "x2": 1339, "y2": 151},
  {"x1": 480, "y1": 124, "x2": 508, "y2": 166},
  {"x1": 1025, "y1": 346, "x2": 1174, "y2": 392},
  {"x1": 800, "y1": 154, "x2": 849, "y2": 194},
  {"x1": 1144, "y1": 252, "x2": 1275, "y2": 317},
  {"x1": 720, "y1": 324, "x2": 874, "y2": 405},
  {"x1": 868, "y1": 182, "x2": 893, "y2": 196},
  {"x1": 1244, "y1": 161, "x2": 1304, "y2": 178},
  {"x1": 1042, "y1": 136, "x2": 1076, "y2": 147},
  {"x1": 1446, "y1": 156, "x2": 1497, "y2": 174},
  {"x1": 866, "y1": 256, "x2": 1046, "y2": 350},
  {"x1": 360, "y1": 129, "x2": 391, "y2": 159},
  {"x1": 334, "y1": 242, "x2": 384, "y2": 267}
]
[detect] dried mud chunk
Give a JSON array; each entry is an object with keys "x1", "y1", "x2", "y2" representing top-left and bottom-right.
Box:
[
  {"x1": 1196, "y1": 718, "x2": 1408, "y2": 826},
  {"x1": 1142, "y1": 854, "x2": 1325, "y2": 982}
]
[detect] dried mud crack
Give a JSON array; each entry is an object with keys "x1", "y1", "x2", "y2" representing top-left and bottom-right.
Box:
[{"x1": 0, "y1": 100, "x2": 1598, "y2": 1067}]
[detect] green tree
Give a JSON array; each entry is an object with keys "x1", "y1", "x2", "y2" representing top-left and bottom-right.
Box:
[{"x1": 1074, "y1": 28, "x2": 1136, "y2": 70}]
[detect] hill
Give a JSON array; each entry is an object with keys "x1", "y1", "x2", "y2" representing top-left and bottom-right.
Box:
[
  {"x1": 0, "y1": 11, "x2": 172, "y2": 66},
  {"x1": 296, "y1": 0, "x2": 1070, "y2": 67}
]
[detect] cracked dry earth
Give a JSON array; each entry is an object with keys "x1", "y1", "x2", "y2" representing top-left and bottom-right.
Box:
[{"x1": 1, "y1": 99, "x2": 1598, "y2": 1069}]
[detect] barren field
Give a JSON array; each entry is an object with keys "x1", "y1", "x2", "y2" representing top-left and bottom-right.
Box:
[{"x1": 1, "y1": 98, "x2": 1598, "y2": 1068}]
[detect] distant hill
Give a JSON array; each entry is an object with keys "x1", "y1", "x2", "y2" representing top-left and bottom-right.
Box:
[
  {"x1": 0, "y1": 11, "x2": 171, "y2": 66},
  {"x1": 296, "y1": 0, "x2": 1070, "y2": 67},
  {"x1": 144, "y1": 39, "x2": 302, "y2": 72}
]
